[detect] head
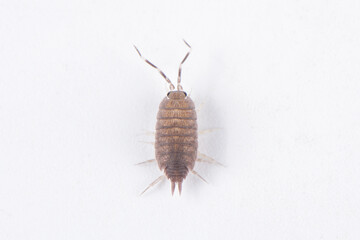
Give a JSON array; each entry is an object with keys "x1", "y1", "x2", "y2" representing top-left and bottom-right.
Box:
[{"x1": 167, "y1": 91, "x2": 187, "y2": 100}]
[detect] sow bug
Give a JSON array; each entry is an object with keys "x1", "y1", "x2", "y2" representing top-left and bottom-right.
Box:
[{"x1": 134, "y1": 41, "x2": 219, "y2": 195}]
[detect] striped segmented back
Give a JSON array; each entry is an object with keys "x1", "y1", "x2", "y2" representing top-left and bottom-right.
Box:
[{"x1": 155, "y1": 91, "x2": 197, "y2": 194}]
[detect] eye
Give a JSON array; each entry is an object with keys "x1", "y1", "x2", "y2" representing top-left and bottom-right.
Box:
[
  {"x1": 167, "y1": 92, "x2": 171, "y2": 97},
  {"x1": 183, "y1": 92, "x2": 187, "y2": 97}
]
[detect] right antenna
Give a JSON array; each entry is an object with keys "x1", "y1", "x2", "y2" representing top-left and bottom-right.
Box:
[{"x1": 177, "y1": 40, "x2": 192, "y2": 91}]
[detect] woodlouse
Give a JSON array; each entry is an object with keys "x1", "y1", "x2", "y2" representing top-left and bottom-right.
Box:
[{"x1": 134, "y1": 41, "x2": 217, "y2": 195}]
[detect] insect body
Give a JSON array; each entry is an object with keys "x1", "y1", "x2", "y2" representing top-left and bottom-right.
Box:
[
  {"x1": 156, "y1": 91, "x2": 197, "y2": 194},
  {"x1": 135, "y1": 41, "x2": 206, "y2": 195}
]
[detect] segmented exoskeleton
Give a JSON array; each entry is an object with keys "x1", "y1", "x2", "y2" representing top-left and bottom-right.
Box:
[{"x1": 134, "y1": 41, "x2": 210, "y2": 195}]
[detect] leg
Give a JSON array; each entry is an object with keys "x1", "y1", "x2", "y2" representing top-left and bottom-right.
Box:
[
  {"x1": 140, "y1": 175, "x2": 166, "y2": 195},
  {"x1": 197, "y1": 153, "x2": 225, "y2": 167},
  {"x1": 191, "y1": 170, "x2": 208, "y2": 183},
  {"x1": 135, "y1": 159, "x2": 156, "y2": 165},
  {"x1": 136, "y1": 130, "x2": 155, "y2": 136},
  {"x1": 138, "y1": 141, "x2": 154, "y2": 146},
  {"x1": 198, "y1": 128, "x2": 222, "y2": 135},
  {"x1": 196, "y1": 102, "x2": 205, "y2": 113}
]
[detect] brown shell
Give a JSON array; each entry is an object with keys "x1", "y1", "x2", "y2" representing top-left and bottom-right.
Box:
[{"x1": 155, "y1": 91, "x2": 197, "y2": 194}]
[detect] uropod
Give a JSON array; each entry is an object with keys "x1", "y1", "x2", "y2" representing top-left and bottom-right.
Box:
[{"x1": 134, "y1": 40, "x2": 219, "y2": 195}]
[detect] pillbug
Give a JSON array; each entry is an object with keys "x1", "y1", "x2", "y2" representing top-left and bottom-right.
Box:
[{"x1": 134, "y1": 41, "x2": 217, "y2": 195}]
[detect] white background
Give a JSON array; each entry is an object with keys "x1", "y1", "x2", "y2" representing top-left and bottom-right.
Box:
[{"x1": 0, "y1": 0, "x2": 360, "y2": 239}]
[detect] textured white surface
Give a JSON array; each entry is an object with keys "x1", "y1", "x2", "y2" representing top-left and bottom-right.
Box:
[{"x1": 1, "y1": 0, "x2": 360, "y2": 239}]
